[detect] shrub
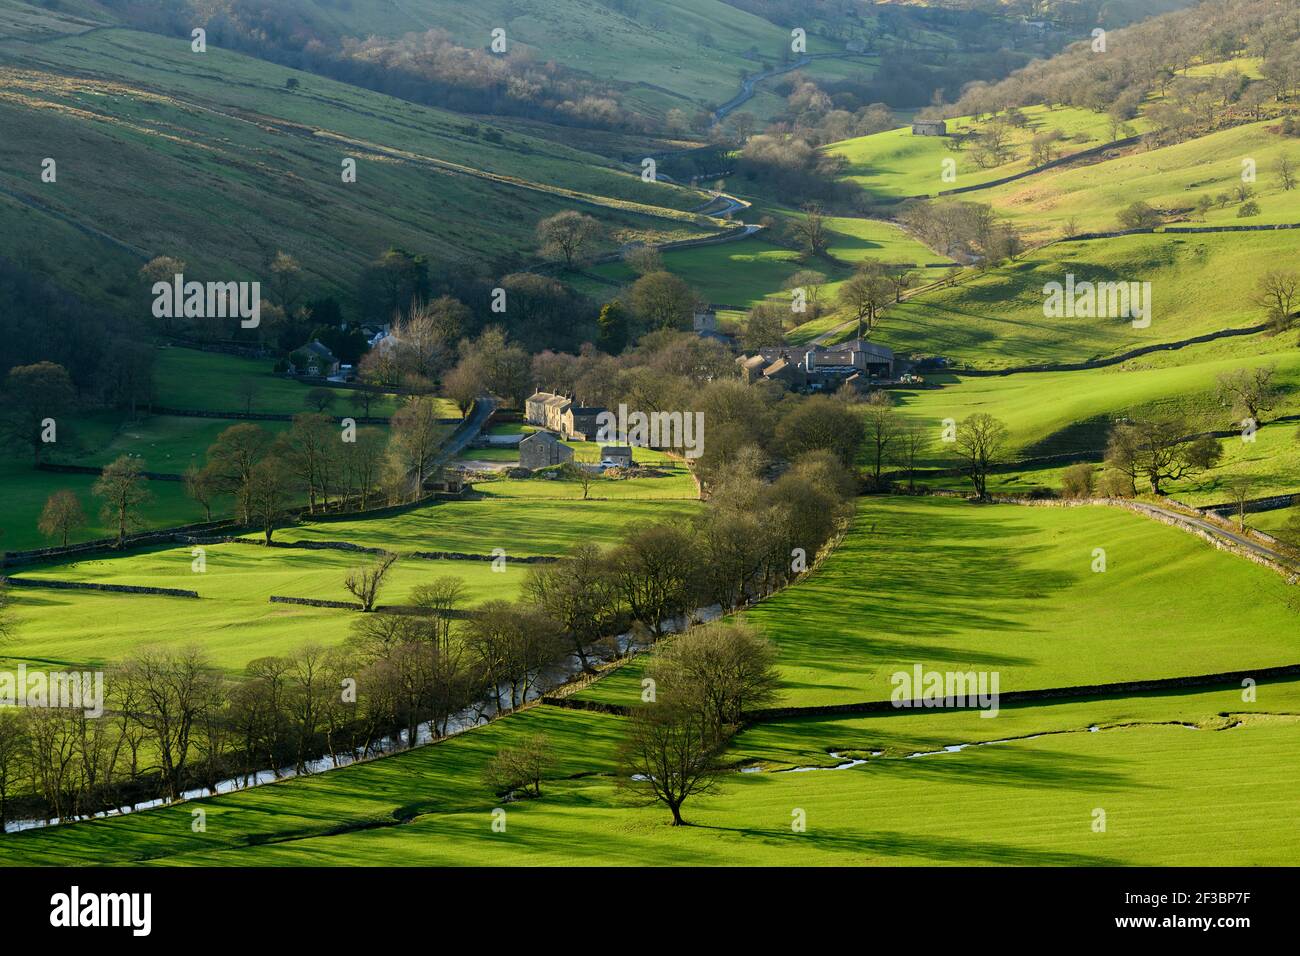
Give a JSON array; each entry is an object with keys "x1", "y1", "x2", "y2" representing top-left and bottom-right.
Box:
[
  {"x1": 1060, "y1": 463, "x2": 1096, "y2": 499},
  {"x1": 1097, "y1": 469, "x2": 1133, "y2": 498}
]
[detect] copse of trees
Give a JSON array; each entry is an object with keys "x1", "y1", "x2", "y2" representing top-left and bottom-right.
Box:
[
  {"x1": 2, "y1": 361, "x2": 75, "y2": 466},
  {"x1": 0, "y1": 257, "x2": 150, "y2": 416},
  {"x1": 734, "y1": 133, "x2": 860, "y2": 205},
  {"x1": 898, "y1": 199, "x2": 1021, "y2": 265},
  {"x1": 945, "y1": 0, "x2": 1300, "y2": 149}
]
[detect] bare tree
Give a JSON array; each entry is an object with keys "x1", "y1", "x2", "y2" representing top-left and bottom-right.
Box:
[
  {"x1": 1279, "y1": 154, "x2": 1297, "y2": 192},
  {"x1": 837, "y1": 268, "x2": 892, "y2": 339},
  {"x1": 650, "y1": 621, "x2": 780, "y2": 731},
  {"x1": 245, "y1": 455, "x2": 297, "y2": 544},
  {"x1": 483, "y1": 735, "x2": 551, "y2": 798},
  {"x1": 124, "y1": 646, "x2": 219, "y2": 802},
  {"x1": 304, "y1": 387, "x2": 337, "y2": 413},
  {"x1": 344, "y1": 552, "x2": 398, "y2": 612},
  {"x1": 0, "y1": 709, "x2": 28, "y2": 829},
  {"x1": 204, "y1": 423, "x2": 272, "y2": 523},
  {"x1": 524, "y1": 543, "x2": 620, "y2": 672},
  {"x1": 1222, "y1": 475, "x2": 1258, "y2": 532},
  {"x1": 93, "y1": 455, "x2": 152, "y2": 547},
  {"x1": 537, "y1": 211, "x2": 601, "y2": 270},
  {"x1": 38, "y1": 489, "x2": 86, "y2": 547},
  {"x1": 791, "y1": 202, "x2": 830, "y2": 257},
  {"x1": 276, "y1": 412, "x2": 339, "y2": 513},
  {"x1": 618, "y1": 700, "x2": 721, "y2": 826},
  {"x1": 608, "y1": 524, "x2": 699, "y2": 639},
  {"x1": 890, "y1": 423, "x2": 930, "y2": 492},
  {"x1": 953, "y1": 413, "x2": 1009, "y2": 500},
  {"x1": 235, "y1": 378, "x2": 259, "y2": 416},
  {"x1": 1217, "y1": 365, "x2": 1280, "y2": 426},
  {"x1": 1255, "y1": 271, "x2": 1299, "y2": 330},
  {"x1": 386, "y1": 396, "x2": 446, "y2": 500},
  {"x1": 183, "y1": 463, "x2": 217, "y2": 521},
  {"x1": 862, "y1": 392, "x2": 898, "y2": 488}
]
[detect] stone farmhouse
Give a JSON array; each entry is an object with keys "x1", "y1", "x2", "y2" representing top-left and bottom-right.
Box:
[
  {"x1": 912, "y1": 120, "x2": 947, "y2": 136},
  {"x1": 519, "y1": 431, "x2": 575, "y2": 470},
  {"x1": 525, "y1": 391, "x2": 606, "y2": 440},
  {"x1": 736, "y1": 339, "x2": 895, "y2": 392}
]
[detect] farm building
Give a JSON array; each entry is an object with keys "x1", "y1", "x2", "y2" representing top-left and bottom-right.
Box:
[
  {"x1": 519, "y1": 431, "x2": 575, "y2": 470},
  {"x1": 737, "y1": 340, "x2": 895, "y2": 392},
  {"x1": 525, "y1": 391, "x2": 607, "y2": 440},
  {"x1": 912, "y1": 120, "x2": 947, "y2": 136},
  {"x1": 295, "y1": 340, "x2": 340, "y2": 377},
  {"x1": 600, "y1": 446, "x2": 634, "y2": 467}
]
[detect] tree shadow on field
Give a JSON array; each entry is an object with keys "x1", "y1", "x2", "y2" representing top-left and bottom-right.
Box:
[
  {"x1": 697, "y1": 821, "x2": 1121, "y2": 866},
  {"x1": 757, "y1": 504, "x2": 1078, "y2": 653}
]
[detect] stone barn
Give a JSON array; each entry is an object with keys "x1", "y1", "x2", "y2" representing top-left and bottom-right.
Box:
[{"x1": 519, "y1": 431, "x2": 574, "y2": 470}]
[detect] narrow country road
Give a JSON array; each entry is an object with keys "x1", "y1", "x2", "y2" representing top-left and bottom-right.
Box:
[
  {"x1": 434, "y1": 397, "x2": 496, "y2": 469},
  {"x1": 1124, "y1": 500, "x2": 1298, "y2": 571}
]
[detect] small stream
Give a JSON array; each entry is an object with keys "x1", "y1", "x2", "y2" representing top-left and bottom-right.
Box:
[
  {"x1": 4, "y1": 605, "x2": 724, "y2": 834},
  {"x1": 769, "y1": 723, "x2": 1203, "y2": 773}
]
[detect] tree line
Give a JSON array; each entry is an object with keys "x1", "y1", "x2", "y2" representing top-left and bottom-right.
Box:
[{"x1": 0, "y1": 435, "x2": 857, "y2": 827}]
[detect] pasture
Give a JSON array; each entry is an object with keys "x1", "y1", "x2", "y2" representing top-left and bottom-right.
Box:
[
  {"x1": 828, "y1": 231, "x2": 1296, "y2": 370},
  {"x1": 151, "y1": 348, "x2": 421, "y2": 418},
  {"x1": 576, "y1": 497, "x2": 1300, "y2": 709},
  {"x1": 888, "y1": 335, "x2": 1300, "y2": 459},
  {"x1": 2, "y1": 676, "x2": 1295, "y2": 866},
  {"x1": 0, "y1": 29, "x2": 716, "y2": 308},
  {"x1": 979, "y1": 121, "x2": 1300, "y2": 241},
  {"x1": 826, "y1": 105, "x2": 1135, "y2": 201}
]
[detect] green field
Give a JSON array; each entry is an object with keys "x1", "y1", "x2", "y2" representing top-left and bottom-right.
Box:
[
  {"x1": 980, "y1": 120, "x2": 1300, "y2": 241},
  {"x1": 889, "y1": 335, "x2": 1300, "y2": 460},
  {"x1": 824, "y1": 231, "x2": 1295, "y2": 370},
  {"x1": 575, "y1": 497, "x2": 1300, "y2": 709},
  {"x1": 151, "y1": 348, "x2": 427, "y2": 418},
  {"x1": 582, "y1": 217, "x2": 947, "y2": 314},
  {"x1": 269, "y1": 496, "x2": 704, "y2": 558},
  {"x1": 941, "y1": 420, "x2": 1300, "y2": 506},
  {"x1": 0, "y1": 28, "x2": 717, "y2": 308},
  {"x1": 0, "y1": 460, "x2": 206, "y2": 553},
  {"x1": 827, "y1": 105, "x2": 1138, "y2": 201},
  {"x1": 2, "y1": 491, "x2": 1297, "y2": 865},
  {"x1": 2, "y1": 661, "x2": 1296, "y2": 865},
  {"x1": 3, "y1": 544, "x2": 525, "y2": 674},
  {"x1": 1, "y1": 476, "x2": 703, "y2": 672}
]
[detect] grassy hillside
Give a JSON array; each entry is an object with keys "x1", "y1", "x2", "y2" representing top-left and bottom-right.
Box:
[
  {"x1": 827, "y1": 105, "x2": 1139, "y2": 201},
  {"x1": 889, "y1": 334, "x2": 1300, "y2": 459},
  {"x1": 577, "y1": 497, "x2": 1300, "y2": 707},
  {"x1": 825, "y1": 231, "x2": 1294, "y2": 369},
  {"x1": 0, "y1": 27, "x2": 718, "y2": 309},
  {"x1": 2, "y1": 495, "x2": 1296, "y2": 864},
  {"x1": 981, "y1": 120, "x2": 1300, "y2": 241}
]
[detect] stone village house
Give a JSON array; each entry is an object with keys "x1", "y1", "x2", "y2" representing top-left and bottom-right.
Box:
[
  {"x1": 525, "y1": 391, "x2": 606, "y2": 440},
  {"x1": 736, "y1": 339, "x2": 895, "y2": 393},
  {"x1": 518, "y1": 431, "x2": 575, "y2": 470}
]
